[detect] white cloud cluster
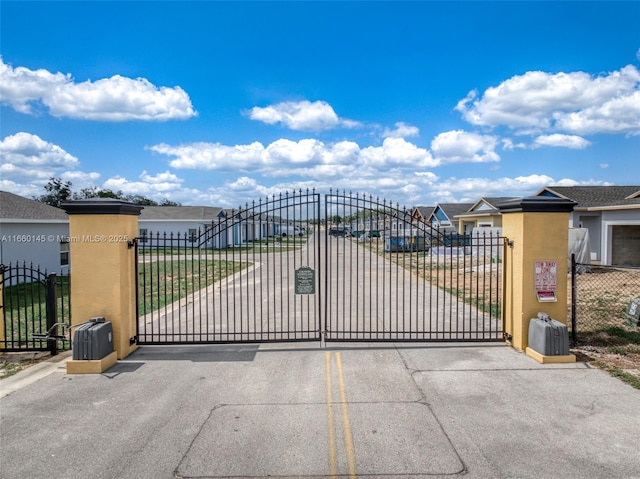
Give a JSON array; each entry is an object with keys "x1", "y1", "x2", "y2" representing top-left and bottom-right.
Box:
[
  {"x1": 455, "y1": 65, "x2": 640, "y2": 136},
  {"x1": 430, "y1": 130, "x2": 499, "y2": 164},
  {"x1": 103, "y1": 170, "x2": 189, "y2": 195},
  {"x1": 150, "y1": 135, "x2": 442, "y2": 176},
  {"x1": 383, "y1": 122, "x2": 420, "y2": 139},
  {"x1": 0, "y1": 57, "x2": 196, "y2": 121},
  {"x1": 0, "y1": 132, "x2": 79, "y2": 181},
  {"x1": 532, "y1": 134, "x2": 591, "y2": 149},
  {"x1": 246, "y1": 100, "x2": 360, "y2": 131}
]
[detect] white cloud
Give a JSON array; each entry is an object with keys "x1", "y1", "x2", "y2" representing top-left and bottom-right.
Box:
[
  {"x1": 103, "y1": 170, "x2": 186, "y2": 195},
  {"x1": 361, "y1": 137, "x2": 436, "y2": 168},
  {"x1": 532, "y1": 134, "x2": 591, "y2": 149},
  {"x1": 383, "y1": 122, "x2": 420, "y2": 138},
  {"x1": 430, "y1": 130, "x2": 500, "y2": 165},
  {"x1": 246, "y1": 100, "x2": 360, "y2": 131},
  {"x1": 0, "y1": 57, "x2": 196, "y2": 121},
  {"x1": 456, "y1": 65, "x2": 640, "y2": 136},
  {"x1": 152, "y1": 136, "x2": 437, "y2": 175},
  {"x1": 554, "y1": 90, "x2": 640, "y2": 136},
  {"x1": 430, "y1": 174, "x2": 556, "y2": 203},
  {"x1": 0, "y1": 132, "x2": 82, "y2": 184},
  {"x1": 149, "y1": 141, "x2": 266, "y2": 170}
]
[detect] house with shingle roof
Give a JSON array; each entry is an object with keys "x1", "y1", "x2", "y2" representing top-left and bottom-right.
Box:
[
  {"x1": 0, "y1": 191, "x2": 70, "y2": 273},
  {"x1": 424, "y1": 203, "x2": 474, "y2": 234},
  {"x1": 411, "y1": 206, "x2": 435, "y2": 224},
  {"x1": 138, "y1": 205, "x2": 224, "y2": 245},
  {"x1": 536, "y1": 186, "x2": 640, "y2": 266},
  {"x1": 454, "y1": 197, "x2": 517, "y2": 233}
]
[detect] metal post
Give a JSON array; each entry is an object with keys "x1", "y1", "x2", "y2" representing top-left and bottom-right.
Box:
[
  {"x1": 571, "y1": 253, "x2": 577, "y2": 346},
  {"x1": 45, "y1": 273, "x2": 58, "y2": 355}
]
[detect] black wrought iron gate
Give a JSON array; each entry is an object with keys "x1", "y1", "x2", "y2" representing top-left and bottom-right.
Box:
[{"x1": 136, "y1": 190, "x2": 506, "y2": 344}]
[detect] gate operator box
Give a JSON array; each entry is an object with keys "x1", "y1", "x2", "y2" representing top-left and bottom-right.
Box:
[
  {"x1": 528, "y1": 312, "x2": 570, "y2": 356},
  {"x1": 72, "y1": 317, "x2": 114, "y2": 360}
]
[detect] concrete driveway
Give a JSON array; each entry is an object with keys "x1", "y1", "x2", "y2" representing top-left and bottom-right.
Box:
[{"x1": 1, "y1": 343, "x2": 639, "y2": 478}]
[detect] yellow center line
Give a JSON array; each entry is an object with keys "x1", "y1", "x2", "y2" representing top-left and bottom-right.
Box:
[
  {"x1": 336, "y1": 351, "x2": 357, "y2": 478},
  {"x1": 325, "y1": 351, "x2": 337, "y2": 477}
]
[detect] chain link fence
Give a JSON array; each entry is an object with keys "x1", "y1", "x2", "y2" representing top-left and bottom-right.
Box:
[{"x1": 570, "y1": 257, "x2": 640, "y2": 349}]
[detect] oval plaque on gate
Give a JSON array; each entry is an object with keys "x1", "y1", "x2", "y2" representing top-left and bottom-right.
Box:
[{"x1": 295, "y1": 266, "x2": 315, "y2": 294}]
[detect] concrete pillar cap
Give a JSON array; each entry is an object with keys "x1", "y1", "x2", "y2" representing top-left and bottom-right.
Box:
[
  {"x1": 497, "y1": 196, "x2": 576, "y2": 213},
  {"x1": 62, "y1": 198, "x2": 143, "y2": 216}
]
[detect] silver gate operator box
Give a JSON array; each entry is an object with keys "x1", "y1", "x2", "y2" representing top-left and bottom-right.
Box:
[
  {"x1": 72, "y1": 317, "x2": 114, "y2": 360},
  {"x1": 528, "y1": 312, "x2": 570, "y2": 356}
]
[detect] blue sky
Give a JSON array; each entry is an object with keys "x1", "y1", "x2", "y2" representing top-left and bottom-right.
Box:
[{"x1": 1, "y1": 1, "x2": 639, "y2": 208}]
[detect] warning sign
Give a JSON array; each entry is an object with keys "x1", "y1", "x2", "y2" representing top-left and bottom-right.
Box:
[{"x1": 535, "y1": 260, "x2": 557, "y2": 302}]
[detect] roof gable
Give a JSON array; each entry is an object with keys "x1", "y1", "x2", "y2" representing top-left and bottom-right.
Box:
[{"x1": 430, "y1": 203, "x2": 474, "y2": 222}]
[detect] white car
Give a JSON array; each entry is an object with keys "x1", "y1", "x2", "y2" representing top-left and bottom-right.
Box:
[{"x1": 279, "y1": 225, "x2": 303, "y2": 237}]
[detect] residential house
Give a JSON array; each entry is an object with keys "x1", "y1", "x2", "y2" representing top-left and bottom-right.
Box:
[
  {"x1": 425, "y1": 203, "x2": 474, "y2": 234},
  {"x1": 411, "y1": 206, "x2": 435, "y2": 225},
  {"x1": 454, "y1": 197, "x2": 516, "y2": 233},
  {"x1": 0, "y1": 191, "x2": 70, "y2": 274},
  {"x1": 536, "y1": 186, "x2": 640, "y2": 266},
  {"x1": 138, "y1": 205, "x2": 223, "y2": 246}
]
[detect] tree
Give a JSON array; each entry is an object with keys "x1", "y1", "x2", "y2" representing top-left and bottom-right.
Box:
[
  {"x1": 36, "y1": 179, "x2": 181, "y2": 207},
  {"x1": 36, "y1": 177, "x2": 73, "y2": 207}
]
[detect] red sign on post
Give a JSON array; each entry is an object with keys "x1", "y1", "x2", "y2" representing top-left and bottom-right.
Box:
[{"x1": 534, "y1": 260, "x2": 557, "y2": 302}]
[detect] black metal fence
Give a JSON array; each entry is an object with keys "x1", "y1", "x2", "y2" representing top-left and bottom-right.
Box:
[
  {"x1": 0, "y1": 262, "x2": 71, "y2": 353},
  {"x1": 571, "y1": 256, "x2": 640, "y2": 347}
]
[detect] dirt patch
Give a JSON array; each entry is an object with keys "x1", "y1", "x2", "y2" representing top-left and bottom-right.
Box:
[
  {"x1": 0, "y1": 352, "x2": 52, "y2": 380},
  {"x1": 570, "y1": 266, "x2": 640, "y2": 388}
]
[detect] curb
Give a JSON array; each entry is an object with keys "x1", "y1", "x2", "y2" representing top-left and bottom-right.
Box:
[{"x1": 0, "y1": 350, "x2": 72, "y2": 399}]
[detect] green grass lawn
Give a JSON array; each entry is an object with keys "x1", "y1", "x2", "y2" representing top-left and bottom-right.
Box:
[
  {"x1": 138, "y1": 259, "x2": 249, "y2": 314},
  {"x1": 1, "y1": 259, "x2": 248, "y2": 346}
]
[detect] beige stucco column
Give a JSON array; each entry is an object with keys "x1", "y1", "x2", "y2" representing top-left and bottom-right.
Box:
[
  {"x1": 63, "y1": 199, "x2": 143, "y2": 361},
  {"x1": 498, "y1": 197, "x2": 576, "y2": 351}
]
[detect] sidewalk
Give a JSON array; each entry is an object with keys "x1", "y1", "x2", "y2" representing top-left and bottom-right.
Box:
[{"x1": 1, "y1": 343, "x2": 639, "y2": 479}]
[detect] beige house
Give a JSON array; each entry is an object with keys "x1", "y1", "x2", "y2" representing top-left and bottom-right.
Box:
[{"x1": 454, "y1": 197, "x2": 516, "y2": 234}]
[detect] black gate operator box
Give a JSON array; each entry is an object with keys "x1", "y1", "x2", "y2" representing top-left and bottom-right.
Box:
[{"x1": 72, "y1": 318, "x2": 114, "y2": 360}]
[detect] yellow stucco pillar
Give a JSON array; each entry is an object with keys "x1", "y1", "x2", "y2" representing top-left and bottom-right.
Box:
[
  {"x1": 498, "y1": 197, "x2": 576, "y2": 351},
  {"x1": 63, "y1": 199, "x2": 143, "y2": 360}
]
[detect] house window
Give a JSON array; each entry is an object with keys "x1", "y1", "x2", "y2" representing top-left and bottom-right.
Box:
[
  {"x1": 189, "y1": 228, "x2": 197, "y2": 243},
  {"x1": 139, "y1": 229, "x2": 148, "y2": 243},
  {"x1": 60, "y1": 241, "x2": 69, "y2": 266}
]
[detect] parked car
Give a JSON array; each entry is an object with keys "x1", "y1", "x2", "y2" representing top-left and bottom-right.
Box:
[
  {"x1": 280, "y1": 225, "x2": 304, "y2": 237},
  {"x1": 329, "y1": 226, "x2": 353, "y2": 237}
]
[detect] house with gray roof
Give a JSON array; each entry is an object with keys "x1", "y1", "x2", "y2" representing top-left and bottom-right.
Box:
[
  {"x1": 454, "y1": 197, "x2": 517, "y2": 232},
  {"x1": 0, "y1": 191, "x2": 70, "y2": 273},
  {"x1": 536, "y1": 186, "x2": 640, "y2": 266},
  {"x1": 425, "y1": 203, "x2": 474, "y2": 234},
  {"x1": 411, "y1": 206, "x2": 435, "y2": 224},
  {"x1": 138, "y1": 205, "x2": 224, "y2": 245}
]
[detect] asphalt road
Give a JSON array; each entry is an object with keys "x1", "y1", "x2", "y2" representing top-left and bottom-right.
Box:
[{"x1": 1, "y1": 342, "x2": 639, "y2": 479}]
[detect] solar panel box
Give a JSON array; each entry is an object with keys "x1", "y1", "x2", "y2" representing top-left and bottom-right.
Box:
[
  {"x1": 528, "y1": 312, "x2": 570, "y2": 356},
  {"x1": 72, "y1": 318, "x2": 114, "y2": 360}
]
